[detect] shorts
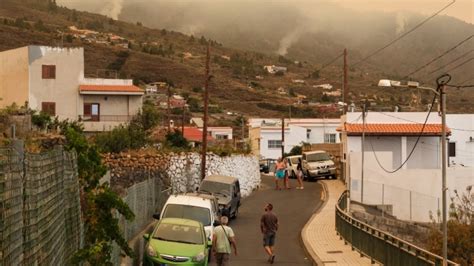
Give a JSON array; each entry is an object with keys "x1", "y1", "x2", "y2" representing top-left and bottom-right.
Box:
[
  {"x1": 263, "y1": 232, "x2": 276, "y2": 247},
  {"x1": 275, "y1": 170, "x2": 285, "y2": 179},
  {"x1": 215, "y1": 253, "x2": 230, "y2": 266}
]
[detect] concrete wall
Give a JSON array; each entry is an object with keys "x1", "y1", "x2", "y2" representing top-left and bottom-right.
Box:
[
  {"x1": 0, "y1": 47, "x2": 29, "y2": 108},
  {"x1": 349, "y1": 152, "x2": 474, "y2": 222},
  {"x1": 28, "y1": 46, "x2": 84, "y2": 121},
  {"x1": 446, "y1": 114, "x2": 474, "y2": 167}
]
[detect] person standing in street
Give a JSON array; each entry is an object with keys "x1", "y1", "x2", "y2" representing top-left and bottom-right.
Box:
[
  {"x1": 260, "y1": 203, "x2": 278, "y2": 264},
  {"x1": 296, "y1": 157, "x2": 304, "y2": 189},
  {"x1": 283, "y1": 158, "x2": 291, "y2": 189},
  {"x1": 213, "y1": 216, "x2": 237, "y2": 266},
  {"x1": 274, "y1": 158, "x2": 285, "y2": 190}
]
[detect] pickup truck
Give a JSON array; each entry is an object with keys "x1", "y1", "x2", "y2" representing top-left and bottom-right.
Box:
[{"x1": 301, "y1": 150, "x2": 336, "y2": 180}]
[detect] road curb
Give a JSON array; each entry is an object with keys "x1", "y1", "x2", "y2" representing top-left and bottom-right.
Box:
[{"x1": 300, "y1": 181, "x2": 329, "y2": 266}]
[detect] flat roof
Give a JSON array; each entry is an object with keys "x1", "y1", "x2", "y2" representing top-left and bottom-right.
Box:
[{"x1": 79, "y1": 85, "x2": 144, "y2": 95}]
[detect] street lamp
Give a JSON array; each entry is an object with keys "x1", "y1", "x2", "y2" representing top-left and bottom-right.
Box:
[{"x1": 378, "y1": 75, "x2": 450, "y2": 266}]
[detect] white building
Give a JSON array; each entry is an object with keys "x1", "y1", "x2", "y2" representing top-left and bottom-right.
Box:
[
  {"x1": 249, "y1": 118, "x2": 340, "y2": 159},
  {"x1": 340, "y1": 112, "x2": 474, "y2": 222},
  {"x1": 206, "y1": 127, "x2": 233, "y2": 140},
  {"x1": 0, "y1": 46, "x2": 143, "y2": 132}
]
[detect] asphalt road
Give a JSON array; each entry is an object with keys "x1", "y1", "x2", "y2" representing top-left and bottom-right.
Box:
[{"x1": 212, "y1": 175, "x2": 323, "y2": 266}]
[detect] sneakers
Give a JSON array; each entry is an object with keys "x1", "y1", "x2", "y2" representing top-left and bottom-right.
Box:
[
  {"x1": 270, "y1": 254, "x2": 275, "y2": 264},
  {"x1": 296, "y1": 187, "x2": 305, "y2": 190}
]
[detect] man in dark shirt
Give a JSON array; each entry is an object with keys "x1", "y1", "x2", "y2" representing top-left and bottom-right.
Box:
[{"x1": 260, "y1": 203, "x2": 278, "y2": 264}]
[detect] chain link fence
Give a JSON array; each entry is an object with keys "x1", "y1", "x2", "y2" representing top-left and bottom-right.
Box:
[
  {"x1": 111, "y1": 177, "x2": 171, "y2": 265},
  {"x1": 0, "y1": 147, "x2": 83, "y2": 265}
]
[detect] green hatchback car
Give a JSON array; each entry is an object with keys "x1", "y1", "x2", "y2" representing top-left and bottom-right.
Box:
[{"x1": 143, "y1": 218, "x2": 210, "y2": 266}]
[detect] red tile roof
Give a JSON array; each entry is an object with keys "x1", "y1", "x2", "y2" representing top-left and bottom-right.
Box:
[
  {"x1": 339, "y1": 123, "x2": 450, "y2": 136},
  {"x1": 79, "y1": 85, "x2": 144, "y2": 94},
  {"x1": 183, "y1": 127, "x2": 213, "y2": 142}
]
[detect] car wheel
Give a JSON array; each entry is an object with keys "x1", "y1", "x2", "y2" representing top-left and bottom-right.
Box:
[{"x1": 232, "y1": 205, "x2": 239, "y2": 219}]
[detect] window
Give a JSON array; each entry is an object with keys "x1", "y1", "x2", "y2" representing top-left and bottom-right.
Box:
[
  {"x1": 268, "y1": 140, "x2": 282, "y2": 149},
  {"x1": 41, "y1": 102, "x2": 56, "y2": 116},
  {"x1": 306, "y1": 129, "x2": 311, "y2": 139},
  {"x1": 216, "y1": 134, "x2": 229, "y2": 140},
  {"x1": 324, "y1": 133, "x2": 337, "y2": 143},
  {"x1": 84, "y1": 103, "x2": 100, "y2": 121},
  {"x1": 42, "y1": 65, "x2": 56, "y2": 79},
  {"x1": 448, "y1": 142, "x2": 456, "y2": 157}
]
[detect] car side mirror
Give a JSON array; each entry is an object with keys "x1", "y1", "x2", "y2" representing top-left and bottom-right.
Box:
[
  {"x1": 152, "y1": 213, "x2": 160, "y2": 220},
  {"x1": 213, "y1": 220, "x2": 221, "y2": 227},
  {"x1": 143, "y1": 233, "x2": 150, "y2": 241}
]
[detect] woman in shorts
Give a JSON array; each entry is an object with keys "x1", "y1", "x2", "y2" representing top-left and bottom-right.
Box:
[{"x1": 274, "y1": 158, "x2": 285, "y2": 190}]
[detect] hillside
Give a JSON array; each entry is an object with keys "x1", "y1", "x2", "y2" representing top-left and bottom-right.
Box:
[{"x1": 1, "y1": 0, "x2": 473, "y2": 119}]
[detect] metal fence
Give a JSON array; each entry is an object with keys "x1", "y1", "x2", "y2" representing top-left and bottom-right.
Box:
[
  {"x1": 111, "y1": 177, "x2": 171, "y2": 265},
  {"x1": 351, "y1": 179, "x2": 441, "y2": 222},
  {"x1": 0, "y1": 147, "x2": 83, "y2": 266},
  {"x1": 335, "y1": 191, "x2": 459, "y2": 266}
]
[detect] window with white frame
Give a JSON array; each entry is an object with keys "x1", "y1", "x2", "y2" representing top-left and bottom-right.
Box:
[
  {"x1": 306, "y1": 129, "x2": 311, "y2": 139},
  {"x1": 324, "y1": 133, "x2": 337, "y2": 143},
  {"x1": 268, "y1": 140, "x2": 282, "y2": 149}
]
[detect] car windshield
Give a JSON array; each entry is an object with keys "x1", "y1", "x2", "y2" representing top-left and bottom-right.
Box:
[
  {"x1": 162, "y1": 204, "x2": 211, "y2": 226},
  {"x1": 153, "y1": 223, "x2": 203, "y2": 245},
  {"x1": 200, "y1": 181, "x2": 231, "y2": 195},
  {"x1": 306, "y1": 153, "x2": 331, "y2": 162},
  {"x1": 289, "y1": 157, "x2": 300, "y2": 164}
]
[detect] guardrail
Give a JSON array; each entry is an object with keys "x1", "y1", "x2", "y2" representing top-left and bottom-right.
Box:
[{"x1": 335, "y1": 191, "x2": 459, "y2": 266}]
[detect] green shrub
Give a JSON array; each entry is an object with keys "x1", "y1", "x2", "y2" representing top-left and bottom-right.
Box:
[
  {"x1": 165, "y1": 130, "x2": 189, "y2": 149},
  {"x1": 32, "y1": 112, "x2": 52, "y2": 129}
]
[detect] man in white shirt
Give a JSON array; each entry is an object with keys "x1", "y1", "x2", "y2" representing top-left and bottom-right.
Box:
[{"x1": 212, "y1": 216, "x2": 238, "y2": 266}]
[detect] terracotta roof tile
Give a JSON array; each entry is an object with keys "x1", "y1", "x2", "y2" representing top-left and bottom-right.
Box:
[
  {"x1": 339, "y1": 123, "x2": 450, "y2": 136},
  {"x1": 79, "y1": 85, "x2": 144, "y2": 94},
  {"x1": 183, "y1": 127, "x2": 213, "y2": 142}
]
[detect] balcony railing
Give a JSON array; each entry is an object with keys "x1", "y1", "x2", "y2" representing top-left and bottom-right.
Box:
[
  {"x1": 335, "y1": 191, "x2": 459, "y2": 266},
  {"x1": 79, "y1": 115, "x2": 133, "y2": 122}
]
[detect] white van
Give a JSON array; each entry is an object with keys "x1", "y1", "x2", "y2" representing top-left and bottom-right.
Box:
[
  {"x1": 286, "y1": 155, "x2": 302, "y2": 178},
  {"x1": 301, "y1": 150, "x2": 336, "y2": 180},
  {"x1": 159, "y1": 193, "x2": 219, "y2": 240}
]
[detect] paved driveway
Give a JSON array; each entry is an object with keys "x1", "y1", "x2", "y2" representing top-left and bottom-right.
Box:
[{"x1": 212, "y1": 175, "x2": 323, "y2": 265}]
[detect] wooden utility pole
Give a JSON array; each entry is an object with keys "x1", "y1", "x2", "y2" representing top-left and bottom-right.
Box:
[
  {"x1": 181, "y1": 105, "x2": 185, "y2": 135},
  {"x1": 167, "y1": 85, "x2": 171, "y2": 132},
  {"x1": 343, "y1": 48, "x2": 349, "y2": 113},
  {"x1": 281, "y1": 117, "x2": 285, "y2": 158},
  {"x1": 201, "y1": 44, "x2": 211, "y2": 180}
]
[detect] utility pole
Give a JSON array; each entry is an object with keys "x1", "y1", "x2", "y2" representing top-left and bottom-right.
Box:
[
  {"x1": 289, "y1": 105, "x2": 292, "y2": 120},
  {"x1": 200, "y1": 44, "x2": 211, "y2": 180},
  {"x1": 281, "y1": 117, "x2": 285, "y2": 158},
  {"x1": 343, "y1": 48, "x2": 349, "y2": 114},
  {"x1": 167, "y1": 85, "x2": 171, "y2": 132},
  {"x1": 181, "y1": 105, "x2": 185, "y2": 135},
  {"x1": 361, "y1": 101, "x2": 367, "y2": 203},
  {"x1": 440, "y1": 84, "x2": 447, "y2": 266}
]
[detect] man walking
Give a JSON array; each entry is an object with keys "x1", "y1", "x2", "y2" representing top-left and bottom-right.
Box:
[
  {"x1": 213, "y1": 216, "x2": 237, "y2": 266},
  {"x1": 260, "y1": 203, "x2": 278, "y2": 264}
]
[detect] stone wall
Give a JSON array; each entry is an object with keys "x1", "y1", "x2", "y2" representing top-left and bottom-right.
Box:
[
  {"x1": 103, "y1": 151, "x2": 260, "y2": 198},
  {"x1": 167, "y1": 153, "x2": 260, "y2": 197}
]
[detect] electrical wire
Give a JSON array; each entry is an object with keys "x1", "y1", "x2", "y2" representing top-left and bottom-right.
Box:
[
  {"x1": 353, "y1": 0, "x2": 457, "y2": 67},
  {"x1": 426, "y1": 49, "x2": 474, "y2": 75},
  {"x1": 368, "y1": 92, "x2": 438, "y2": 173},
  {"x1": 441, "y1": 57, "x2": 474, "y2": 74},
  {"x1": 407, "y1": 35, "x2": 473, "y2": 77},
  {"x1": 375, "y1": 111, "x2": 474, "y2": 132}
]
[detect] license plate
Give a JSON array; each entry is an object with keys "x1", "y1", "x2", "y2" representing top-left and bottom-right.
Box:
[{"x1": 319, "y1": 169, "x2": 329, "y2": 174}]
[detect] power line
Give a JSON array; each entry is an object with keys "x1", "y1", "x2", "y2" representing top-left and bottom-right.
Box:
[
  {"x1": 375, "y1": 111, "x2": 474, "y2": 132},
  {"x1": 407, "y1": 35, "x2": 473, "y2": 77},
  {"x1": 442, "y1": 57, "x2": 474, "y2": 73},
  {"x1": 369, "y1": 93, "x2": 438, "y2": 173},
  {"x1": 353, "y1": 0, "x2": 457, "y2": 67},
  {"x1": 317, "y1": 52, "x2": 344, "y2": 72},
  {"x1": 426, "y1": 49, "x2": 474, "y2": 75}
]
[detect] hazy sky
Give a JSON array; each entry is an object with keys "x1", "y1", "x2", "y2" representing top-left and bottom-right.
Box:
[{"x1": 57, "y1": 0, "x2": 473, "y2": 24}]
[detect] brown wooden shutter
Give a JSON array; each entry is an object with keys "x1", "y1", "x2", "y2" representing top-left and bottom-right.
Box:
[
  {"x1": 42, "y1": 65, "x2": 56, "y2": 79},
  {"x1": 84, "y1": 103, "x2": 92, "y2": 116},
  {"x1": 41, "y1": 102, "x2": 56, "y2": 116}
]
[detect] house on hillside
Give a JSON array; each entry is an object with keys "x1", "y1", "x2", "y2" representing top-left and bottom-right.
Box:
[
  {"x1": 207, "y1": 127, "x2": 233, "y2": 140},
  {"x1": 0, "y1": 46, "x2": 143, "y2": 132},
  {"x1": 313, "y1": 84, "x2": 333, "y2": 90},
  {"x1": 263, "y1": 65, "x2": 287, "y2": 74},
  {"x1": 182, "y1": 127, "x2": 213, "y2": 147},
  {"x1": 249, "y1": 118, "x2": 340, "y2": 159}
]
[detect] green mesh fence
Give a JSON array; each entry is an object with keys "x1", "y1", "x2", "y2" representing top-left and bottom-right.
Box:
[
  {"x1": 0, "y1": 149, "x2": 24, "y2": 265},
  {"x1": 111, "y1": 176, "x2": 171, "y2": 265},
  {"x1": 0, "y1": 147, "x2": 83, "y2": 266}
]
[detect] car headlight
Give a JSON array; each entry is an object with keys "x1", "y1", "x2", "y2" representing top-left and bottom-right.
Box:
[
  {"x1": 147, "y1": 245, "x2": 157, "y2": 257},
  {"x1": 192, "y1": 252, "x2": 206, "y2": 262}
]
